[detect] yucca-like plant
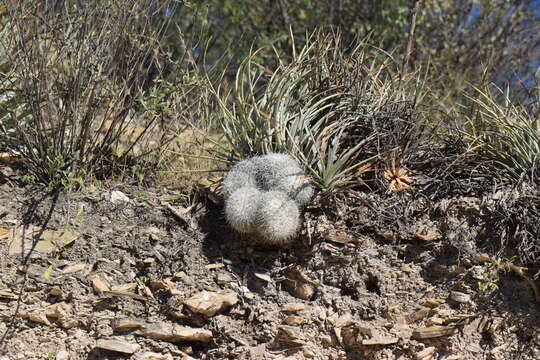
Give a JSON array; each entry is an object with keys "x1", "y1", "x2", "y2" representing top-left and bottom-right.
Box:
[
  {"x1": 200, "y1": 31, "x2": 418, "y2": 191},
  {"x1": 459, "y1": 84, "x2": 540, "y2": 180}
]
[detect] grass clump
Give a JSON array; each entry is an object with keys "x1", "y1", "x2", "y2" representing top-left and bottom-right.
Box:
[{"x1": 459, "y1": 84, "x2": 540, "y2": 181}]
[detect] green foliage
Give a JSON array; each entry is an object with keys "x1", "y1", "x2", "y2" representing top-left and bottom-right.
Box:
[
  {"x1": 459, "y1": 84, "x2": 540, "y2": 180},
  {"x1": 477, "y1": 256, "x2": 523, "y2": 295}
]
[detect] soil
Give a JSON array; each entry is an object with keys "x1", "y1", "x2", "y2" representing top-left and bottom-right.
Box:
[{"x1": 0, "y1": 180, "x2": 539, "y2": 360}]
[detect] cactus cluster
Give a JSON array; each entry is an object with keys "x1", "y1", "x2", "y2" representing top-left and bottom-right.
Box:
[{"x1": 223, "y1": 153, "x2": 313, "y2": 245}]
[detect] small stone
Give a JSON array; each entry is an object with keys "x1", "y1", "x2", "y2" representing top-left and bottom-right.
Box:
[
  {"x1": 415, "y1": 346, "x2": 436, "y2": 360},
  {"x1": 96, "y1": 338, "x2": 141, "y2": 354},
  {"x1": 91, "y1": 275, "x2": 110, "y2": 293},
  {"x1": 330, "y1": 313, "x2": 353, "y2": 328},
  {"x1": 283, "y1": 315, "x2": 306, "y2": 326},
  {"x1": 134, "y1": 352, "x2": 174, "y2": 360},
  {"x1": 426, "y1": 316, "x2": 444, "y2": 326},
  {"x1": 303, "y1": 348, "x2": 317, "y2": 358},
  {"x1": 362, "y1": 337, "x2": 399, "y2": 346},
  {"x1": 112, "y1": 318, "x2": 146, "y2": 332},
  {"x1": 285, "y1": 281, "x2": 314, "y2": 300},
  {"x1": 184, "y1": 291, "x2": 238, "y2": 317},
  {"x1": 55, "y1": 350, "x2": 69, "y2": 360},
  {"x1": 412, "y1": 325, "x2": 456, "y2": 339},
  {"x1": 62, "y1": 263, "x2": 87, "y2": 274},
  {"x1": 27, "y1": 311, "x2": 50, "y2": 325},
  {"x1": 473, "y1": 253, "x2": 491, "y2": 264},
  {"x1": 449, "y1": 291, "x2": 470, "y2": 303},
  {"x1": 215, "y1": 273, "x2": 232, "y2": 285},
  {"x1": 282, "y1": 303, "x2": 306, "y2": 313},
  {"x1": 49, "y1": 287, "x2": 63, "y2": 297},
  {"x1": 276, "y1": 325, "x2": 306, "y2": 347},
  {"x1": 254, "y1": 272, "x2": 272, "y2": 282},
  {"x1": 138, "y1": 322, "x2": 212, "y2": 343},
  {"x1": 205, "y1": 263, "x2": 225, "y2": 269},
  {"x1": 320, "y1": 335, "x2": 333, "y2": 346},
  {"x1": 110, "y1": 190, "x2": 130, "y2": 203},
  {"x1": 399, "y1": 307, "x2": 431, "y2": 324}
]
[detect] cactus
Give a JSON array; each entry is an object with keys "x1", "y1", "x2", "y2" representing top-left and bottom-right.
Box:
[
  {"x1": 256, "y1": 190, "x2": 300, "y2": 244},
  {"x1": 274, "y1": 175, "x2": 314, "y2": 206},
  {"x1": 222, "y1": 158, "x2": 257, "y2": 199},
  {"x1": 251, "y1": 154, "x2": 313, "y2": 205},
  {"x1": 224, "y1": 187, "x2": 261, "y2": 233},
  {"x1": 222, "y1": 153, "x2": 313, "y2": 245}
]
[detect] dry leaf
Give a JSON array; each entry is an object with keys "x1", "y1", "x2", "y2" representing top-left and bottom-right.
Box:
[
  {"x1": 91, "y1": 275, "x2": 110, "y2": 293},
  {"x1": 384, "y1": 168, "x2": 413, "y2": 192}
]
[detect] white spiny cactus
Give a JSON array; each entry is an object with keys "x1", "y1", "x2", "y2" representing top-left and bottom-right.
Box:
[
  {"x1": 224, "y1": 187, "x2": 261, "y2": 233},
  {"x1": 223, "y1": 153, "x2": 313, "y2": 245},
  {"x1": 256, "y1": 190, "x2": 300, "y2": 244},
  {"x1": 222, "y1": 159, "x2": 257, "y2": 199}
]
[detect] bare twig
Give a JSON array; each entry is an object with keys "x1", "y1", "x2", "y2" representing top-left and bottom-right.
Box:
[{"x1": 402, "y1": 0, "x2": 422, "y2": 78}]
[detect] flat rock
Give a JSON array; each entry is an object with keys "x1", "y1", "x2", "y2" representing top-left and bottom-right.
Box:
[
  {"x1": 133, "y1": 352, "x2": 174, "y2": 360},
  {"x1": 412, "y1": 325, "x2": 456, "y2": 339},
  {"x1": 449, "y1": 291, "x2": 471, "y2": 303},
  {"x1": 113, "y1": 318, "x2": 146, "y2": 332},
  {"x1": 281, "y1": 303, "x2": 307, "y2": 313},
  {"x1": 183, "y1": 291, "x2": 238, "y2": 317},
  {"x1": 362, "y1": 337, "x2": 399, "y2": 346},
  {"x1": 138, "y1": 322, "x2": 212, "y2": 343},
  {"x1": 96, "y1": 338, "x2": 141, "y2": 354}
]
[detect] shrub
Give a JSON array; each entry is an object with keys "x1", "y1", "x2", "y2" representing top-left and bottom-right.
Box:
[{"x1": 0, "y1": 0, "x2": 181, "y2": 186}]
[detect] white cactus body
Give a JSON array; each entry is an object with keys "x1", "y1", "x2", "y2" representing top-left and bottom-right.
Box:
[
  {"x1": 222, "y1": 153, "x2": 314, "y2": 246},
  {"x1": 256, "y1": 190, "x2": 300, "y2": 244},
  {"x1": 224, "y1": 187, "x2": 261, "y2": 233},
  {"x1": 222, "y1": 159, "x2": 257, "y2": 199}
]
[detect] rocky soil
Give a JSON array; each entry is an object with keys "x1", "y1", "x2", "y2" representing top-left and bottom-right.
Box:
[{"x1": 0, "y1": 181, "x2": 538, "y2": 360}]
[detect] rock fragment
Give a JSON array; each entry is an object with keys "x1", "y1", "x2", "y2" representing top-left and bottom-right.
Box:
[
  {"x1": 138, "y1": 322, "x2": 212, "y2": 343},
  {"x1": 96, "y1": 338, "x2": 141, "y2": 354},
  {"x1": 361, "y1": 337, "x2": 399, "y2": 346},
  {"x1": 412, "y1": 325, "x2": 456, "y2": 339},
  {"x1": 281, "y1": 303, "x2": 306, "y2": 313},
  {"x1": 112, "y1": 318, "x2": 146, "y2": 332},
  {"x1": 110, "y1": 190, "x2": 130, "y2": 203},
  {"x1": 449, "y1": 291, "x2": 471, "y2": 303},
  {"x1": 91, "y1": 275, "x2": 110, "y2": 293},
  {"x1": 183, "y1": 291, "x2": 238, "y2": 317},
  {"x1": 134, "y1": 352, "x2": 174, "y2": 360}
]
